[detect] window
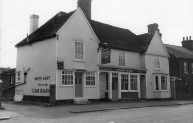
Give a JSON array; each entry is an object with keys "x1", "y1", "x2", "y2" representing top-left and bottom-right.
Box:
[
  {"x1": 61, "y1": 70, "x2": 73, "y2": 85},
  {"x1": 184, "y1": 62, "x2": 189, "y2": 73},
  {"x1": 155, "y1": 76, "x2": 159, "y2": 90},
  {"x1": 86, "y1": 72, "x2": 95, "y2": 86},
  {"x1": 75, "y1": 42, "x2": 84, "y2": 60},
  {"x1": 119, "y1": 51, "x2": 125, "y2": 66},
  {"x1": 191, "y1": 63, "x2": 193, "y2": 74},
  {"x1": 161, "y1": 76, "x2": 167, "y2": 90},
  {"x1": 121, "y1": 74, "x2": 129, "y2": 90},
  {"x1": 130, "y1": 75, "x2": 137, "y2": 91},
  {"x1": 155, "y1": 57, "x2": 160, "y2": 69},
  {"x1": 17, "y1": 72, "x2": 21, "y2": 82}
]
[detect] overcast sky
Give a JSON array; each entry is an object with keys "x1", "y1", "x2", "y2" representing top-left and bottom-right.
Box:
[{"x1": 0, "y1": 0, "x2": 193, "y2": 68}]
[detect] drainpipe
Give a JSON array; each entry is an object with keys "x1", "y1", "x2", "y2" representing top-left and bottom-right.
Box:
[{"x1": 0, "y1": 79, "x2": 2, "y2": 108}]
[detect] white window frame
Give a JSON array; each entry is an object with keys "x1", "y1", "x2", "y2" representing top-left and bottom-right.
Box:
[
  {"x1": 119, "y1": 51, "x2": 125, "y2": 66},
  {"x1": 155, "y1": 57, "x2": 160, "y2": 70},
  {"x1": 129, "y1": 74, "x2": 138, "y2": 92},
  {"x1": 16, "y1": 71, "x2": 21, "y2": 83},
  {"x1": 121, "y1": 74, "x2": 129, "y2": 91},
  {"x1": 74, "y1": 41, "x2": 85, "y2": 61},
  {"x1": 61, "y1": 70, "x2": 74, "y2": 86},
  {"x1": 86, "y1": 71, "x2": 96, "y2": 87},
  {"x1": 161, "y1": 75, "x2": 167, "y2": 91},
  {"x1": 184, "y1": 62, "x2": 189, "y2": 74}
]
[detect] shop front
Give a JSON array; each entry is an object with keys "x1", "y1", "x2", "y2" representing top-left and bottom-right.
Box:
[{"x1": 99, "y1": 65, "x2": 146, "y2": 100}]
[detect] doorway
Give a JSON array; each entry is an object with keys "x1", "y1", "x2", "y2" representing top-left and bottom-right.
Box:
[
  {"x1": 75, "y1": 72, "x2": 83, "y2": 98},
  {"x1": 112, "y1": 73, "x2": 118, "y2": 100}
]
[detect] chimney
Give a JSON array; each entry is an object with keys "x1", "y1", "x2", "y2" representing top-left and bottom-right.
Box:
[
  {"x1": 148, "y1": 23, "x2": 159, "y2": 34},
  {"x1": 77, "y1": 0, "x2": 92, "y2": 22},
  {"x1": 182, "y1": 36, "x2": 193, "y2": 52},
  {"x1": 30, "y1": 14, "x2": 39, "y2": 34}
]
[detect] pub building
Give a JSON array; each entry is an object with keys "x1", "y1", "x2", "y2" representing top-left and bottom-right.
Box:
[{"x1": 14, "y1": 0, "x2": 171, "y2": 103}]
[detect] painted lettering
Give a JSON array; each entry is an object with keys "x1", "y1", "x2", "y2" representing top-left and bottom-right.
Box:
[
  {"x1": 35, "y1": 76, "x2": 50, "y2": 81},
  {"x1": 32, "y1": 89, "x2": 49, "y2": 93}
]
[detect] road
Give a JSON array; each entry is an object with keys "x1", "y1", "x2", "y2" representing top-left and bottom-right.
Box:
[{"x1": 1, "y1": 103, "x2": 193, "y2": 123}]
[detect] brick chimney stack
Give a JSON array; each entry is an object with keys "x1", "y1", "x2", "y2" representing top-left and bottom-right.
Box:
[
  {"x1": 78, "y1": 0, "x2": 92, "y2": 22},
  {"x1": 30, "y1": 14, "x2": 39, "y2": 34},
  {"x1": 182, "y1": 36, "x2": 193, "y2": 52},
  {"x1": 147, "y1": 23, "x2": 162, "y2": 38}
]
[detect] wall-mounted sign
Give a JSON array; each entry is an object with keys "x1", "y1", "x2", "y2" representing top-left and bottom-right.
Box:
[
  {"x1": 99, "y1": 66, "x2": 146, "y2": 74},
  {"x1": 57, "y1": 61, "x2": 64, "y2": 69},
  {"x1": 34, "y1": 76, "x2": 50, "y2": 81},
  {"x1": 101, "y1": 50, "x2": 111, "y2": 64},
  {"x1": 32, "y1": 88, "x2": 50, "y2": 93},
  {"x1": 38, "y1": 83, "x2": 48, "y2": 86}
]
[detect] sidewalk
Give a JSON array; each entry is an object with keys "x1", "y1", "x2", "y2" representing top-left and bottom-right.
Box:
[
  {"x1": 69, "y1": 99, "x2": 193, "y2": 113},
  {"x1": 0, "y1": 99, "x2": 193, "y2": 120}
]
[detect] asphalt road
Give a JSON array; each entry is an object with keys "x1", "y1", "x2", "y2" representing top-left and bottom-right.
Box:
[{"x1": 1, "y1": 103, "x2": 193, "y2": 123}]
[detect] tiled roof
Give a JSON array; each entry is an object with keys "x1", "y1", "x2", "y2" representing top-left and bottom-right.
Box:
[
  {"x1": 137, "y1": 33, "x2": 154, "y2": 52},
  {"x1": 91, "y1": 21, "x2": 141, "y2": 52},
  {"x1": 165, "y1": 44, "x2": 193, "y2": 60},
  {"x1": 15, "y1": 11, "x2": 75, "y2": 47},
  {"x1": 16, "y1": 10, "x2": 151, "y2": 53}
]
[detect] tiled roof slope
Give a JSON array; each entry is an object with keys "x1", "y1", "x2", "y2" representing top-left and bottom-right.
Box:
[
  {"x1": 165, "y1": 44, "x2": 193, "y2": 60},
  {"x1": 16, "y1": 10, "x2": 150, "y2": 53},
  {"x1": 137, "y1": 33, "x2": 154, "y2": 52},
  {"x1": 15, "y1": 11, "x2": 75, "y2": 47},
  {"x1": 91, "y1": 21, "x2": 141, "y2": 52}
]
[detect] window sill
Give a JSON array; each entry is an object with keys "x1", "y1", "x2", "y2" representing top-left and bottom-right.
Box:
[
  {"x1": 154, "y1": 68, "x2": 161, "y2": 71},
  {"x1": 73, "y1": 59, "x2": 85, "y2": 62},
  {"x1": 184, "y1": 72, "x2": 190, "y2": 74},
  {"x1": 61, "y1": 85, "x2": 74, "y2": 87},
  {"x1": 85, "y1": 86, "x2": 96, "y2": 88},
  {"x1": 154, "y1": 90, "x2": 169, "y2": 92}
]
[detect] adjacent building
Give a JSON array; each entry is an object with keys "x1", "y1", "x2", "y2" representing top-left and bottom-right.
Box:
[
  {"x1": 15, "y1": 0, "x2": 171, "y2": 103},
  {"x1": 165, "y1": 37, "x2": 193, "y2": 99}
]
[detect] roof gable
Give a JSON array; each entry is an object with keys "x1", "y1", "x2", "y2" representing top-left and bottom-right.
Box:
[
  {"x1": 165, "y1": 44, "x2": 193, "y2": 60},
  {"x1": 15, "y1": 11, "x2": 75, "y2": 47},
  {"x1": 145, "y1": 31, "x2": 169, "y2": 57}
]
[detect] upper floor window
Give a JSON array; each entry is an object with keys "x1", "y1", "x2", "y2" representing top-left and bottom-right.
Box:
[
  {"x1": 17, "y1": 72, "x2": 21, "y2": 82},
  {"x1": 119, "y1": 51, "x2": 125, "y2": 66},
  {"x1": 130, "y1": 75, "x2": 138, "y2": 91},
  {"x1": 155, "y1": 57, "x2": 160, "y2": 69},
  {"x1": 61, "y1": 70, "x2": 73, "y2": 86},
  {"x1": 86, "y1": 72, "x2": 95, "y2": 86},
  {"x1": 75, "y1": 42, "x2": 84, "y2": 60},
  {"x1": 184, "y1": 62, "x2": 189, "y2": 73}
]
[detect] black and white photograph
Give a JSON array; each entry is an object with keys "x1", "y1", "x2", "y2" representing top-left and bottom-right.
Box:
[{"x1": 0, "y1": 0, "x2": 193, "y2": 122}]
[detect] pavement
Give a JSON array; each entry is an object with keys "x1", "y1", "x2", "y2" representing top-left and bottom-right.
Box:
[{"x1": 0, "y1": 99, "x2": 193, "y2": 121}]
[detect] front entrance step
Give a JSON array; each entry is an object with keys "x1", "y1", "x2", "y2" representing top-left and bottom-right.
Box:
[{"x1": 73, "y1": 98, "x2": 91, "y2": 105}]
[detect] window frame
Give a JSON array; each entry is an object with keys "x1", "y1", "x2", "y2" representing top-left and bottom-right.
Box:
[
  {"x1": 16, "y1": 71, "x2": 21, "y2": 83},
  {"x1": 85, "y1": 71, "x2": 96, "y2": 87},
  {"x1": 74, "y1": 41, "x2": 85, "y2": 61},
  {"x1": 129, "y1": 74, "x2": 138, "y2": 91},
  {"x1": 155, "y1": 57, "x2": 160, "y2": 70},
  {"x1": 161, "y1": 75, "x2": 167, "y2": 91},
  {"x1": 155, "y1": 76, "x2": 159, "y2": 91},
  {"x1": 184, "y1": 62, "x2": 189, "y2": 74},
  {"x1": 61, "y1": 70, "x2": 74, "y2": 86},
  {"x1": 119, "y1": 51, "x2": 125, "y2": 66},
  {"x1": 121, "y1": 74, "x2": 129, "y2": 91}
]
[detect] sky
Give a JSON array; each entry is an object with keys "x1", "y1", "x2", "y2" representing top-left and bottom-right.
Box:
[{"x1": 0, "y1": 0, "x2": 193, "y2": 68}]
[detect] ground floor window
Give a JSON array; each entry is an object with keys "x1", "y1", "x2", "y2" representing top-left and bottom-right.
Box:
[
  {"x1": 130, "y1": 75, "x2": 137, "y2": 91},
  {"x1": 86, "y1": 72, "x2": 95, "y2": 86},
  {"x1": 154, "y1": 75, "x2": 168, "y2": 91},
  {"x1": 161, "y1": 76, "x2": 167, "y2": 90},
  {"x1": 121, "y1": 74, "x2": 129, "y2": 90},
  {"x1": 61, "y1": 70, "x2": 73, "y2": 85}
]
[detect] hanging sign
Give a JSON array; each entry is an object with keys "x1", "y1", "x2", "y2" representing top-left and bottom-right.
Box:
[{"x1": 101, "y1": 50, "x2": 111, "y2": 64}]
